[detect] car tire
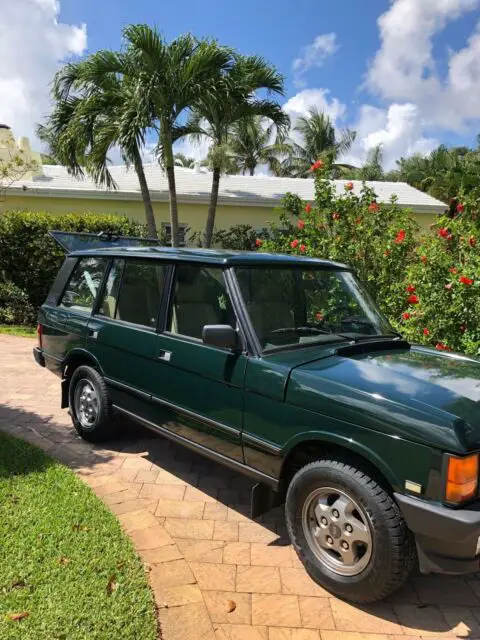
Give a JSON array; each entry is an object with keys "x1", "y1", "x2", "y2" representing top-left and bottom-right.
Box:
[
  {"x1": 285, "y1": 458, "x2": 416, "y2": 603},
  {"x1": 69, "y1": 365, "x2": 116, "y2": 443}
]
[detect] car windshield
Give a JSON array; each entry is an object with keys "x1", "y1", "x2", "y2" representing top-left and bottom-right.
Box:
[{"x1": 235, "y1": 266, "x2": 397, "y2": 352}]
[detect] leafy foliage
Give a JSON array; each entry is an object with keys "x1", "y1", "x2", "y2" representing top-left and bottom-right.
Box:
[
  {"x1": 399, "y1": 196, "x2": 480, "y2": 355},
  {"x1": 190, "y1": 223, "x2": 268, "y2": 250},
  {"x1": 0, "y1": 281, "x2": 36, "y2": 325},
  {"x1": 0, "y1": 151, "x2": 39, "y2": 201},
  {"x1": 0, "y1": 210, "x2": 145, "y2": 315}
]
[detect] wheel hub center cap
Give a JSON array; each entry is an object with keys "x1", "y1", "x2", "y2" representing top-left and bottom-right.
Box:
[{"x1": 329, "y1": 523, "x2": 342, "y2": 539}]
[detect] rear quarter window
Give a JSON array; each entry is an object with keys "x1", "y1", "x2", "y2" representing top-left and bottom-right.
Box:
[{"x1": 58, "y1": 257, "x2": 106, "y2": 314}]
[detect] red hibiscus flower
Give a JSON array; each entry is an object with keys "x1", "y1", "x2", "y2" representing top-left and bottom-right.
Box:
[
  {"x1": 345, "y1": 182, "x2": 354, "y2": 191},
  {"x1": 297, "y1": 219, "x2": 305, "y2": 230},
  {"x1": 459, "y1": 275, "x2": 474, "y2": 285},
  {"x1": 420, "y1": 255, "x2": 427, "y2": 264},
  {"x1": 300, "y1": 244, "x2": 306, "y2": 253},
  {"x1": 315, "y1": 312, "x2": 324, "y2": 322},
  {"x1": 423, "y1": 328, "x2": 430, "y2": 336},
  {"x1": 448, "y1": 267, "x2": 458, "y2": 274},
  {"x1": 436, "y1": 342, "x2": 450, "y2": 351},
  {"x1": 407, "y1": 294, "x2": 419, "y2": 304},
  {"x1": 406, "y1": 284, "x2": 416, "y2": 293},
  {"x1": 438, "y1": 227, "x2": 449, "y2": 238},
  {"x1": 255, "y1": 238, "x2": 262, "y2": 248},
  {"x1": 332, "y1": 212, "x2": 340, "y2": 220},
  {"x1": 460, "y1": 324, "x2": 467, "y2": 333},
  {"x1": 456, "y1": 203, "x2": 465, "y2": 213},
  {"x1": 290, "y1": 239, "x2": 299, "y2": 249},
  {"x1": 402, "y1": 312, "x2": 411, "y2": 320},
  {"x1": 469, "y1": 236, "x2": 476, "y2": 247},
  {"x1": 355, "y1": 217, "x2": 362, "y2": 225},
  {"x1": 384, "y1": 249, "x2": 391, "y2": 257},
  {"x1": 394, "y1": 229, "x2": 406, "y2": 244},
  {"x1": 368, "y1": 202, "x2": 380, "y2": 213},
  {"x1": 309, "y1": 159, "x2": 324, "y2": 172},
  {"x1": 304, "y1": 203, "x2": 312, "y2": 214}
]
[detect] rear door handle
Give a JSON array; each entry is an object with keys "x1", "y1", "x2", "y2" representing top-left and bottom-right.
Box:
[{"x1": 158, "y1": 350, "x2": 172, "y2": 362}]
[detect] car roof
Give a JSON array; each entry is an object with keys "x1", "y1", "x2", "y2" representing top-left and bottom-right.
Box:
[{"x1": 70, "y1": 246, "x2": 351, "y2": 270}]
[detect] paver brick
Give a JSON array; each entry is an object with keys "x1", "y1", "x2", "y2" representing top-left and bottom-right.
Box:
[
  {"x1": 164, "y1": 517, "x2": 214, "y2": 540},
  {"x1": 224, "y1": 542, "x2": 250, "y2": 566},
  {"x1": 155, "y1": 499, "x2": 205, "y2": 519},
  {"x1": 190, "y1": 561, "x2": 236, "y2": 591},
  {"x1": 203, "y1": 590, "x2": 252, "y2": 624},
  {"x1": 236, "y1": 566, "x2": 281, "y2": 594},
  {"x1": 175, "y1": 538, "x2": 224, "y2": 563},
  {"x1": 149, "y1": 559, "x2": 196, "y2": 589},
  {"x1": 252, "y1": 594, "x2": 301, "y2": 627}
]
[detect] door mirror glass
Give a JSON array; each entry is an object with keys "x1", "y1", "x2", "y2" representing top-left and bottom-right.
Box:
[{"x1": 202, "y1": 325, "x2": 238, "y2": 350}]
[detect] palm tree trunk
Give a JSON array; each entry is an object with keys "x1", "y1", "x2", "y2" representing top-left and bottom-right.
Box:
[
  {"x1": 249, "y1": 167, "x2": 255, "y2": 176},
  {"x1": 133, "y1": 149, "x2": 157, "y2": 238},
  {"x1": 162, "y1": 129, "x2": 180, "y2": 247},
  {"x1": 204, "y1": 166, "x2": 221, "y2": 248}
]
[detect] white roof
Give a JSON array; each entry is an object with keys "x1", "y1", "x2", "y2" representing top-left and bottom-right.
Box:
[{"x1": 10, "y1": 163, "x2": 447, "y2": 214}]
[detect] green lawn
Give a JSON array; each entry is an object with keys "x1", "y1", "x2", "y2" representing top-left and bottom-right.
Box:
[
  {"x1": 0, "y1": 433, "x2": 157, "y2": 640},
  {"x1": 0, "y1": 325, "x2": 36, "y2": 338}
]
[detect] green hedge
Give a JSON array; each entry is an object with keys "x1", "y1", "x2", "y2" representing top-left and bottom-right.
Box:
[{"x1": 0, "y1": 210, "x2": 146, "y2": 314}]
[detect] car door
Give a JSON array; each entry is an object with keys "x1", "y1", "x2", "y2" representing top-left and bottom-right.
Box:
[
  {"x1": 87, "y1": 257, "x2": 168, "y2": 417},
  {"x1": 149, "y1": 263, "x2": 247, "y2": 463}
]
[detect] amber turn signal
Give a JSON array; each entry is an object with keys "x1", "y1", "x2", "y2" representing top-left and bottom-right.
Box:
[{"x1": 446, "y1": 453, "x2": 479, "y2": 503}]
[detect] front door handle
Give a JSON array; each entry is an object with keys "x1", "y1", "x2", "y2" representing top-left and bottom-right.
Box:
[
  {"x1": 158, "y1": 350, "x2": 172, "y2": 362},
  {"x1": 88, "y1": 329, "x2": 99, "y2": 340}
]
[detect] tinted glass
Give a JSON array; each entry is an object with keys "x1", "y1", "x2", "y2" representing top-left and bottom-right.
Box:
[
  {"x1": 50, "y1": 230, "x2": 160, "y2": 253},
  {"x1": 98, "y1": 259, "x2": 125, "y2": 319},
  {"x1": 235, "y1": 267, "x2": 395, "y2": 351},
  {"x1": 168, "y1": 265, "x2": 235, "y2": 339},
  {"x1": 115, "y1": 260, "x2": 166, "y2": 327},
  {"x1": 59, "y1": 257, "x2": 106, "y2": 313}
]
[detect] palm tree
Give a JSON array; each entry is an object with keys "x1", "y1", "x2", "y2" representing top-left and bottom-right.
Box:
[
  {"x1": 174, "y1": 153, "x2": 196, "y2": 168},
  {"x1": 187, "y1": 54, "x2": 289, "y2": 247},
  {"x1": 228, "y1": 116, "x2": 291, "y2": 176},
  {"x1": 278, "y1": 109, "x2": 356, "y2": 178},
  {"x1": 123, "y1": 24, "x2": 233, "y2": 247},
  {"x1": 38, "y1": 50, "x2": 158, "y2": 237}
]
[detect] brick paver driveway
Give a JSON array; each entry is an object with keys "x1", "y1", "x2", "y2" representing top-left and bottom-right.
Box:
[{"x1": 1, "y1": 335, "x2": 480, "y2": 639}]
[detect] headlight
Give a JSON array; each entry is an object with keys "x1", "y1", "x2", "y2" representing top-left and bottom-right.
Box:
[{"x1": 445, "y1": 453, "x2": 479, "y2": 503}]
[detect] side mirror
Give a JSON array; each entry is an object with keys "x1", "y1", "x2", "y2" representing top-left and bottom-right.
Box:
[{"x1": 202, "y1": 324, "x2": 238, "y2": 350}]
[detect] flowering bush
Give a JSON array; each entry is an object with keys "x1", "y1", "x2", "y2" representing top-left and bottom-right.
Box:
[
  {"x1": 400, "y1": 197, "x2": 480, "y2": 355},
  {"x1": 260, "y1": 163, "x2": 480, "y2": 357},
  {"x1": 261, "y1": 165, "x2": 418, "y2": 321}
]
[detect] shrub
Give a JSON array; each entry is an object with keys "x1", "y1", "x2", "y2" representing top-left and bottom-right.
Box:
[
  {"x1": 0, "y1": 210, "x2": 146, "y2": 316},
  {"x1": 399, "y1": 197, "x2": 480, "y2": 355},
  {"x1": 261, "y1": 170, "x2": 419, "y2": 320},
  {"x1": 0, "y1": 281, "x2": 36, "y2": 325},
  {"x1": 190, "y1": 224, "x2": 269, "y2": 250}
]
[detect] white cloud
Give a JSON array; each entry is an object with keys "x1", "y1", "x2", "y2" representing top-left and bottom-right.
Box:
[
  {"x1": 173, "y1": 136, "x2": 211, "y2": 164},
  {"x1": 292, "y1": 33, "x2": 339, "y2": 88},
  {"x1": 0, "y1": 0, "x2": 87, "y2": 145},
  {"x1": 344, "y1": 103, "x2": 439, "y2": 171},
  {"x1": 283, "y1": 88, "x2": 346, "y2": 126},
  {"x1": 367, "y1": 0, "x2": 480, "y2": 131}
]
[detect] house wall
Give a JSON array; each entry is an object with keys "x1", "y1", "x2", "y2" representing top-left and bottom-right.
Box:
[{"x1": 0, "y1": 194, "x2": 438, "y2": 234}]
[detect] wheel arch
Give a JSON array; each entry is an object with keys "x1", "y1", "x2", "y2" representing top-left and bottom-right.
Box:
[
  {"x1": 279, "y1": 432, "x2": 401, "y2": 496},
  {"x1": 61, "y1": 349, "x2": 104, "y2": 408}
]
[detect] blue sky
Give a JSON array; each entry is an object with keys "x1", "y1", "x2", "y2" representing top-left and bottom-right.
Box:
[{"x1": 3, "y1": 0, "x2": 480, "y2": 170}]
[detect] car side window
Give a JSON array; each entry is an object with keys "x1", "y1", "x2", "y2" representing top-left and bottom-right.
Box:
[
  {"x1": 168, "y1": 265, "x2": 235, "y2": 340},
  {"x1": 59, "y1": 257, "x2": 106, "y2": 313},
  {"x1": 114, "y1": 259, "x2": 166, "y2": 328}
]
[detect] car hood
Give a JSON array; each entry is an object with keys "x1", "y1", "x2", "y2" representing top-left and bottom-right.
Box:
[{"x1": 286, "y1": 343, "x2": 480, "y2": 453}]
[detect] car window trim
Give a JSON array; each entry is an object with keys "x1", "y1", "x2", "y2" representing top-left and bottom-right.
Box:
[
  {"x1": 57, "y1": 255, "x2": 107, "y2": 315},
  {"x1": 226, "y1": 267, "x2": 261, "y2": 357},
  {"x1": 91, "y1": 313, "x2": 158, "y2": 333}
]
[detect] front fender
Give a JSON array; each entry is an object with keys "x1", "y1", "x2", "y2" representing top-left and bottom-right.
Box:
[{"x1": 282, "y1": 429, "x2": 404, "y2": 492}]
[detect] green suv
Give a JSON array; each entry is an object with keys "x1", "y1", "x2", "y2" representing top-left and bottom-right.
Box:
[{"x1": 34, "y1": 233, "x2": 480, "y2": 603}]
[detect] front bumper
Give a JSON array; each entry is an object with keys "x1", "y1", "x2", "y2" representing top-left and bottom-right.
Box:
[
  {"x1": 33, "y1": 347, "x2": 45, "y2": 368},
  {"x1": 395, "y1": 492, "x2": 480, "y2": 574}
]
